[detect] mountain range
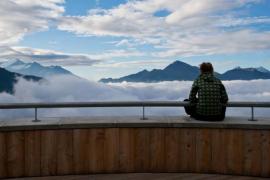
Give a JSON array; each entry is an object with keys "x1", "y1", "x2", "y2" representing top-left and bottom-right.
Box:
[
  {"x1": 0, "y1": 59, "x2": 78, "y2": 94},
  {"x1": 1, "y1": 59, "x2": 74, "y2": 78},
  {"x1": 1, "y1": 59, "x2": 270, "y2": 93},
  {"x1": 100, "y1": 61, "x2": 270, "y2": 83}
]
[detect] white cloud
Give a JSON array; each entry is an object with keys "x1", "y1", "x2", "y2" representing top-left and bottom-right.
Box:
[
  {"x1": 153, "y1": 30, "x2": 270, "y2": 58},
  {"x1": 93, "y1": 59, "x2": 169, "y2": 68},
  {"x1": 0, "y1": 0, "x2": 64, "y2": 45},
  {"x1": 86, "y1": 49, "x2": 145, "y2": 60},
  {"x1": 58, "y1": 0, "x2": 270, "y2": 58},
  {"x1": 0, "y1": 46, "x2": 99, "y2": 66},
  {"x1": 115, "y1": 39, "x2": 133, "y2": 47},
  {"x1": 0, "y1": 46, "x2": 146, "y2": 66},
  {"x1": 163, "y1": 0, "x2": 261, "y2": 24},
  {"x1": 0, "y1": 77, "x2": 270, "y2": 119}
]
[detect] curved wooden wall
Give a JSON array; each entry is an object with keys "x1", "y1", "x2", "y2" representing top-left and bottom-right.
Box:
[{"x1": 0, "y1": 127, "x2": 269, "y2": 178}]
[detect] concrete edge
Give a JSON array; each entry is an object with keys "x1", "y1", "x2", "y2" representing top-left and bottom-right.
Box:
[{"x1": 1, "y1": 121, "x2": 270, "y2": 131}]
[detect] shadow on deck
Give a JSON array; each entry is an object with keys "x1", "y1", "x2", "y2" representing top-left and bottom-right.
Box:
[{"x1": 7, "y1": 173, "x2": 269, "y2": 180}]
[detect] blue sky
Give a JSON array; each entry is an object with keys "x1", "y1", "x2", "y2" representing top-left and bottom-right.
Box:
[{"x1": 1, "y1": 0, "x2": 270, "y2": 80}]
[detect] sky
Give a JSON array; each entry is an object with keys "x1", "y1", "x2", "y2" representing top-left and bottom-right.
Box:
[{"x1": 0, "y1": 0, "x2": 270, "y2": 80}]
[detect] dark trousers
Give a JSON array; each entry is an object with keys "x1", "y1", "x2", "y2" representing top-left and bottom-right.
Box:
[{"x1": 184, "y1": 99, "x2": 226, "y2": 121}]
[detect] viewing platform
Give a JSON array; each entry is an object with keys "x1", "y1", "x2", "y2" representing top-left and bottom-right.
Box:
[
  {"x1": 0, "y1": 116, "x2": 270, "y2": 179},
  {"x1": 0, "y1": 101, "x2": 270, "y2": 179}
]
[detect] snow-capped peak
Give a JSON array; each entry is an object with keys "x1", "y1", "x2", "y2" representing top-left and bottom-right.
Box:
[
  {"x1": 1, "y1": 59, "x2": 25, "y2": 68},
  {"x1": 1, "y1": 59, "x2": 74, "y2": 77},
  {"x1": 256, "y1": 66, "x2": 270, "y2": 73}
]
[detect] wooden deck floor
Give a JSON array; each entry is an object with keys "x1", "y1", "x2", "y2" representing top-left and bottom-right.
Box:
[{"x1": 7, "y1": 173, "x2": 269, "y2": 180}]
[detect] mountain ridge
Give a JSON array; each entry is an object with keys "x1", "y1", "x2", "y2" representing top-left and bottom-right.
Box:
[
  {"x1": 0, "y1": 67, "x2": 42, "y2": 94},
  {"x1": 1, "y1": 59, "x2": 75, "y2": 78},
  {"x1": 100, "y1": 60, "x2": 270, "y2": 82}
]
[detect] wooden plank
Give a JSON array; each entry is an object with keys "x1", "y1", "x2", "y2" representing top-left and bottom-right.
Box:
[
  {"x1": 211, "y1": 129, "x2": 226, "y2": 174},
  {"x1": 73, "y1": 129, "x2": 90, "y2": 174},
  {"x1": 104, "y1": 128, "x2": 119, "y2": 173},
  {"x1": 134, "y1": 128, "x2": 150, "y2": 172},
  {"x1": 0, "y1": 127, "x2": 268, "y2": 178},
  {"x1": 165, "y1": 128, "x2": 180, "y2": 172},
  {"x1": 24, "y1": 131, "x2": 41, "y2": 177},
  {"x1": 41, "y1": 130, "x2": 57, "y2": 176},
  {"x1": 226, "y1": 129, "x2": 244, "y2": 175},
  {"x1": 119, "y1": 128, "x2": 135, "y2": 172},
  {"x1": 0, "y1": 132, "x2": 7, "y2": 178},
  {"x1": 149, "y1": 128, "x2": 165, "y2": 172},
  {"x1": 195, "y1": 128, "x2": 211, "y2": 173},
  {"x1": 57, "y1": 130, "x2": 73, "y2": 175},
  {"x1": 179, "y1": 128, "x2": 196, "y2": 172},
  {"x1": 243, "y1": 130, "x2": 262, "y2": 176},
  {"x1": 6, "y1": 131, "x2": 25, "y2": 178},
  {"x1": 261, "y1": 130, "x2": 270, "y2": 177},
  {"x1": 89, "y1": 128, "x2": 105, "y2": 173}
]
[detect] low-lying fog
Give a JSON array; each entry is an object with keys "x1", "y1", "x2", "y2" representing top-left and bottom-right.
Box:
[{"x1": 0, "y1": 76, "x2": 269, "y2": 119}]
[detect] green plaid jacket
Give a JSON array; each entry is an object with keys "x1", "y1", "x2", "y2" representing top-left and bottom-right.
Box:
[{"x1": 189, "y1": 73, "x2": 228, "y2": 116}]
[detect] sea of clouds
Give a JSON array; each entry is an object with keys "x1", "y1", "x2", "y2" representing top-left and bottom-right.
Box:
[{"x1": 0, "y1": 76, "x2": 270, "y2": 119}]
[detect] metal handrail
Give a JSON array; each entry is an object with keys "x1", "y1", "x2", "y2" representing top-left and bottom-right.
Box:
[{"x1": 0, "y1": 101, "x2": 269, "y2": 122}]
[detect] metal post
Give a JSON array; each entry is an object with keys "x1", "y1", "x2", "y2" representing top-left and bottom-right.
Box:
[
  {"x1": 32, "y1": 107, "x2": 40, "y2": 122},
  {"x1": 248, "y1": 106, "x2": 257, "y2": 121},
  {"x1": 140, "y1": 106, "x2": 148, "y2": 120}
]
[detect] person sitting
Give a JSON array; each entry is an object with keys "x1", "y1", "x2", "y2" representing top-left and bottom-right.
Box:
[{"x1": 184, "y1": 62, "x2": 228, "y2": 121}]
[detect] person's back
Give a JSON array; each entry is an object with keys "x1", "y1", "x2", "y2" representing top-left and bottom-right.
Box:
[{"x1": 185, "y1": 62, "x2": 228, "y2": 121}]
